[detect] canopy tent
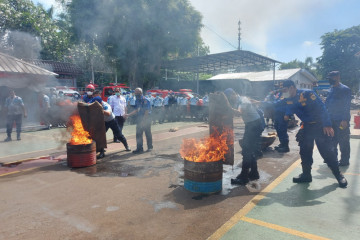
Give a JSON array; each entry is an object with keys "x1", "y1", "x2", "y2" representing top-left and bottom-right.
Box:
[
  {"x1": 0, "y1": 52, "x2": 58, "y2": 89},
  {"x1": 162, "y1": 50, "x2": 281, "y2": 74}
]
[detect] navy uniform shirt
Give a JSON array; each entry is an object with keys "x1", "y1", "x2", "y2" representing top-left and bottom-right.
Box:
[
  {"x1": 285, "y1": 89, "x2": 332, "y2": 127},
  {"x1": 325, "y1": 83, "x2": 351, "y2": 122},
  {"x1": 135, "y1": 96, "x2": 151, "y2": 116},
  {"x1": 265, "y1": 92, "x2": 287, "y2": 113},
  {"x1": 82, "y1": 94, "x2": 93, "y2": 103}
]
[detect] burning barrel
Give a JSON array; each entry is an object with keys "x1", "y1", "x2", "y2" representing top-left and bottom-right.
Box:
[
  {"x1": 184, "y1": 159, "x2": 223, "y2": 194},
  {"x1": 67, "y1": 141, "x2": 96, "y2": 168}
]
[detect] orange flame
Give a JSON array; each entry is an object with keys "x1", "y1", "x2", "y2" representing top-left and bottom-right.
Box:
[
  {"x1": 180, "y1": 127, "x2": 233, "y2": 162},
  {"x1": 68, "y1": 115, "x2": 92, "y2": 145}
]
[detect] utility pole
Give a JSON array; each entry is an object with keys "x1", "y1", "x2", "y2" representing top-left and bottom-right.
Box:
[{"x1": 238, "y1": 20, "x2": 241, "y2": 50}]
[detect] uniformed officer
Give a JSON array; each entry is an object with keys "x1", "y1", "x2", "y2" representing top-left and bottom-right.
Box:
[
  {"x1": 325, "y1": 71, "x2": 351, "y2": 166},
  {"x1": 282, "y1": 80, "x2": 347, "y2": 188},
  {"x1": 189, "y1": 95, "x2": 199, "y2": 120},
  {"x1": 264, "y1": 90, "x2": 289, "y2": 152},
  {"x1": 152, "y1": 94, "x2": 164, "y2": 124}
]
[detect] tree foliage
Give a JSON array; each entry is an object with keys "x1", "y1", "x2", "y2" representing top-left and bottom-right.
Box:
[
  {"x1": 67, "y1": 0, "x2": 204, "y2": 88},
  {"x1": 317, "y1": 25, "x2": 360, "y2": 91}
]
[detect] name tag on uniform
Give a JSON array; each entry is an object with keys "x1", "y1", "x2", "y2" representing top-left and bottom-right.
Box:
[{"x1": 286, "y1": 101, "x2": 293, "y2": 104}]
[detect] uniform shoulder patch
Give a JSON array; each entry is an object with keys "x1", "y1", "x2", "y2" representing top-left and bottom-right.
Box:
[{"x1": 310, "y1": 93, "x2": 316, "y2": 100}]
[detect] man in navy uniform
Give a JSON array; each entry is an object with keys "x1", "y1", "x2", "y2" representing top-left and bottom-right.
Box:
[
  {"x1": 126, "y1": 88, "x2": 153, "y2": 153},
  {"x1": 264, "y1": 89, "x2": 289, "y2": 152},
  {"x1": 325, "y1": 71, "x2": 351, "y2": 166},
  {"x1": 282, "y1": 80, "x2": 347, "y2": 188}
]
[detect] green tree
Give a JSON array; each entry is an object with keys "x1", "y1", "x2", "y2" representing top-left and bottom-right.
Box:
[
  {"x1": 66, "y1": 0, "x2": 203, "y2": 88},
  {"x1": 317, "y1": 25, "x2": 360, "y2": 91}
]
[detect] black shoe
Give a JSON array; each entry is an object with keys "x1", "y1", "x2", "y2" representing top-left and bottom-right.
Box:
[
  {"x1": 17, "y1": 137, "x2": 21, "y2": 141},
  {"x1": 293, "y1": 173, "x2": 312, "y2": 183},
  {"x1": 338, "y1": 161, "x2": 349, "y2": 167},
  {"x1": 97, "y1": 151, "x2": 105, "y2": 159},
  {"x1": 125, "y1": 146, "x2": 131, "y2": 151},
  {"x1": 336, "y1": 174, "x2": 348, "y2": 188},
  {"x1": 231, "y1": 178, "x2": 249, "y2": 185},
  {"x1": 132, "y1": 149, "x2": 144, "y2": 154},
  {"x1": 276, "y1": 146, "x2": 290, "y2": 153},
  {"x1": 248, "y1": 170, "x2": 260, "y2": 181},
  {"x1": 4, "y1": 137, "x2": 12, "y2": 142},
  {"x1": 114, "y1": 139, "x2": 121, "y2": 143}
]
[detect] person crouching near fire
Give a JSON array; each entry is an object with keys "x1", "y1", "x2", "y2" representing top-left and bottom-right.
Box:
[
  {"x1": 223, "y1": 88, "x2": 264, "y2": 185},
  {"x1": 90, "y1": 91, "x2": 131, "y2": 157}
]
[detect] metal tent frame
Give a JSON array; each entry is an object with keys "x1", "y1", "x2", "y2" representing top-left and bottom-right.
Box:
[{"x1": 162, "y1": 50, "x2": 280, "y2": 73}]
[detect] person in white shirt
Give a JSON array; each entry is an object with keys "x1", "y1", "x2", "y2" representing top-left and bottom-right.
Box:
[
  {"x1": 91, "y1": 91, "x2": 131, "y2": 157},
  {"x1": 107, "y1": 88, "x2": 129, "y2": 144}
]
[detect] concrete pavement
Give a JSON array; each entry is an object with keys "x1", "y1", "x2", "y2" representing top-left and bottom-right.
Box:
[{"x1": 209, "y1": 115, "x2": 360, "y2": 240}]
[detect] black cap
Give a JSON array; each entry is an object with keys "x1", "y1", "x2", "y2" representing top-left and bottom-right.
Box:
[
  {"x1": 327, "y1": 71, "x2": 340, "y2": 78},
  {"x1": 282, "y1": 80, "x2": 295, "y2": 88}
]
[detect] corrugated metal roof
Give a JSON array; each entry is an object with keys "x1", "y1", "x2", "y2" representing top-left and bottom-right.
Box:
[
  {"x1": 25, "y1": 59, "x2": 82, "y2": 75},
  {"x1": 208, "y1": 68, "x2": 301, "y2": 82},
  {"x1": 0, "y1": 52, "x2": 58, "y2": 76}
]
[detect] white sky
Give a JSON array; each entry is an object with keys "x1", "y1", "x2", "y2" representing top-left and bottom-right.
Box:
[{"x1": 33, "y1": 0, "x2": 360, "y2": 63}]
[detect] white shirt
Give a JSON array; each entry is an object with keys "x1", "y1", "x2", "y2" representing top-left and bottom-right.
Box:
[
  {"x1": 108, "y1": 95, "x2": 127, "y2": 116},
  {"x1": 102, "y1": 101, "x2": 115, "y2": 122}
]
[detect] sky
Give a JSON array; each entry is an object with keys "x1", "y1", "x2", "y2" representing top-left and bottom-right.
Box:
[{"x1": 33, "y1": 0, "x2": 360, "y2": 63}]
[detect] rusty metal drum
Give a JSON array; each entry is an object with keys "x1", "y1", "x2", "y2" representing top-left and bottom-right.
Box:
[
  {"x1": 183, "y1": 159, "x2": 223, "y2": 194},
  {"x1": 66, "y1": 141, "x2": 96, "y2": 168}
]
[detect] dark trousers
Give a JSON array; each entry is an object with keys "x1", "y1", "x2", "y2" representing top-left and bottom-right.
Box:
[
  {"x1": 332, "y1": 120, "x2": 350, "y2": 163},
  {"x1": 6, "y1": 114, "x2": 22, "y2": 137},
  {"x1": 242, "y1": 119, "x2": 263, "y2": 169},
  {"x1": 113, "y1": 116, "x2": 125, "y2": 141},
  {"x1": 274, "y1": 111, "x2": 289, "y2": 145},
  {"x1": 136, "y1": 117, "x2": 153, "y2": 150},
  {"x1": 298, "y1": 123, "x2": 339, "y2": 173},
  {"x1": 105, "y1": 119, "x2": 128, "y2": 148}
]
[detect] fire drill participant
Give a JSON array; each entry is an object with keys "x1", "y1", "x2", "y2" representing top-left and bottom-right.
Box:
[
  {"x1": 90, "y1": 91, "x2": 131, "y2": 156},
  {"x1": 82, "y1": 84, "x2": 95, "y2": 103},
  {"x1": 264, "y1": 89, "x2": 290, "y2": 152},
  {"x1": 189, "y1": 95, "x2": 199, "y2": 120},
  {"x1": 152, "y1": 93, "x2": 164, "y2": 124},
  {"x1": 325, "y1": 71, "x2": 351, "y2": 166},
  {"x1": 126, "y1": 88, "x2": 153, "y2": 154},
  {"x1": 4, "y1": 89, "x2": 27, "y2": 141},
  {"x1": 107, "y1": 87, "x2": 129, "y2": 143},
  {"x1": 224, "y1": 88, "x2": 264, "y2": 185},
  {"x1": 282, "y1": 80, "x2": 347, "y2": 188}
]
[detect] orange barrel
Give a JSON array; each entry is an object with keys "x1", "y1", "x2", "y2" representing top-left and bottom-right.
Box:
[{"x1": 66, "y1": 141, "x2": 96, "y2": 167}]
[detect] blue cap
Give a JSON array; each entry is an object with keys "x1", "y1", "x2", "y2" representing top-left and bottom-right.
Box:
[
  {"x1": 89, "y1": 96, "x2": 102, "y2": 104},
  {"x1": 224, "y1": 88, "x2": 235, "y2": 98}
]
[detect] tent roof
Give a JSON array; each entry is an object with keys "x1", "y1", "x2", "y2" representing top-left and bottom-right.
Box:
[
  {"x1": 208, "y1": 68, "x2": 317, "y2": 82},
  {"x1": 0, "y1": 52, "x2": 58, "y2": 76},
  {"x1": 162, "y1": 50, "x2": 281, "y2": 73}
]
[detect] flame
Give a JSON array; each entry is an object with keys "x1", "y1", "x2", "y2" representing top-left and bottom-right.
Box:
[
  {"x1": 180, "y1": 127, "x2": 233, "y2": 162},
  {"x1": 68, "y1": 115, "x2": 92, "y2": 145}
]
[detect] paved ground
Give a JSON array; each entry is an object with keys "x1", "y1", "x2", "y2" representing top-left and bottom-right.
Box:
[{"x1": 0, "y1": 114, "x2": 359, "y2": 240}]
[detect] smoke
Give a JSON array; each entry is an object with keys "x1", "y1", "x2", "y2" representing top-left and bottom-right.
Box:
[
  {"x1": 189, "y1": 0, "x2": 338, "y2": 55},
  {"x1": 0, "y1": 30, "x2": 41, "y2": 59}
]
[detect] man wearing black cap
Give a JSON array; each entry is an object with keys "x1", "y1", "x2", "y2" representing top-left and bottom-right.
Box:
[
  {"x1": 325, "y1": 71, "x2": 351, "y2": 166},
  {"x1": 282, "y1": 80, "x2": 348, "y2": 188}
]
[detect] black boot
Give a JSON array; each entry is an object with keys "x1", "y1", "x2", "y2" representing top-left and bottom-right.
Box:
[
  {"x1": 249, "y1": 161, "x2": 260, "y2": 181},
  {"x1": 330, "y1": 166, "x2": 348, "y2": 188},
  {"x1": 231, "y1": 168, "x2": 250, "y2": 185},
  {"x1": 293, "y1": 165, "x2": 312, "y2": 183},
  {"x1": 276, "y1": 141, "x2": 289, "y2": 153}
]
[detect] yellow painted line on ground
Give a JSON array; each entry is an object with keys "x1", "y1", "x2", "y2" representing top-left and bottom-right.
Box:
[
  {"x1": 344, "y1": 172, "x2": 360, "y2": 176},
  {"x1": 207, "y1": 159, "x2": 301, "y2": 240},
  {"x1": 0, "y1": 170, "x2": 21, "y2": 177},
  {"x1": 0, "y1": 148, "x2": 59, "y2": 160},
  {"x1": 241, "y1": 216, "x2": 330, "y2": 240}
]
